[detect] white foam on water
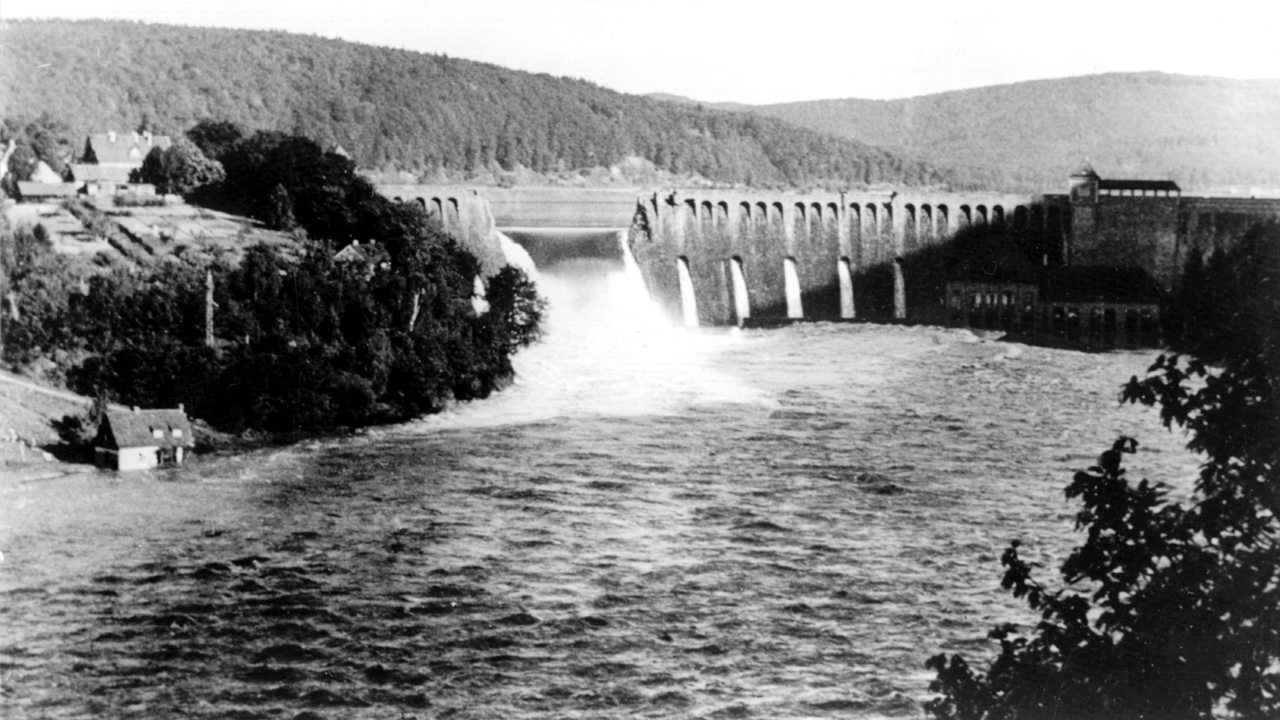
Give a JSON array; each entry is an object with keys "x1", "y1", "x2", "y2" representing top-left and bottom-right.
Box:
[
  {"x1": 407, "y1": 230, "x2": 766, "y2": 429},
  {"x1": 676, "y1": 256, "x2": 699, "y2": 327},
  {"x1": 498, "y1": 232, "x2": 539, "y2": 281}
]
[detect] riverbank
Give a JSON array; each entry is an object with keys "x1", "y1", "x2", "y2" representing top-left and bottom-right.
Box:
[
  {"x1": 0, "y1": 371, "x2": 90, "y2": 481},
  {"x1": 0, "y1": 366, "x2": 515, "y2": 482},
  {"x1": 0, "y1": 370, "x2": 272, "y2": 480}
]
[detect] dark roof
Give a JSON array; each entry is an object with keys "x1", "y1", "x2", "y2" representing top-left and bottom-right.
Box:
[
  {"x1": 333, "y1": 242, "x2": 368, "y2": 263},
  {"x1": 1046, "y1": 266, "x2": 1164, "y2": 303},
  {"x1": 334, "y1": 240, "x2": 389, "y2": 267},
  {"x1": 1098, "y1": 179, "x2": 1180, "y2": 192},
  {"x1": 84, "y1": 132, "x2": 171, "y2": 166},
  {"x1": 17, "y1": 182, "x2": 78, "y2": 198},
  {"x1": 97, "y1": 408, "x2": 194, "y2": 450},
  {"x1": 1070, "y1": 161, "x2": 1099, "y2": 179}
]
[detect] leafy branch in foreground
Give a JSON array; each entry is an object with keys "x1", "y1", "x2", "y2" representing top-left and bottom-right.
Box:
[{"x1": 926, "y1": 223, "x2": 1280, "y2": 720}]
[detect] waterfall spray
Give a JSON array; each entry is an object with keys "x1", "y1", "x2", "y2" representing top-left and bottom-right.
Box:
[{"x1": 677, "y1": 257, "x2": 699, "y2": 327}]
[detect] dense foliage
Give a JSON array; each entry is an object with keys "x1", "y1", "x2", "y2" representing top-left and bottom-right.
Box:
[
  {"x1": 0, "y1": 19, "x2": 950, "y2": 190},
  {"x1": 185, "y1": 119, "x2": 245, "y2": 162},
  {"x1": 1, "y1": 129, "x2": 545, "y2": 433},
  {"x1": 926, "y1": 224, "x2": 1280, "y2": 719},
  {"x1": 0, "y1": 113, "x2": 77, "y2": 193},
  {"x1": 134, "y1": 137, "x2": 225, "y2": 195},
  {"x1": 739, "y1": 72, "x2": 1280, "y2": 192}
]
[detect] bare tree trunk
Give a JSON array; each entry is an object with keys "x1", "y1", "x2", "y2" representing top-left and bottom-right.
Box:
[
  {"x1": 408, "y1": 290, "x2": 422, "y2": 332},
  {"x1": 205, "y1": 269, "x2": 215, "y2": 347}
]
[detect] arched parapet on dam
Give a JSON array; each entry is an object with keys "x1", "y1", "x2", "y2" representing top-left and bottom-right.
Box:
[
  {"x1": 377, "y1": 185, "x2": 507, "y2": 275},
  {"x1": 627, "y1": 188, "x2": 1045, "y2": 325}
]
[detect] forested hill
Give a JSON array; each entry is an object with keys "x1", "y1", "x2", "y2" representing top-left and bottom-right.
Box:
[
  {"x1": 728, "y1": 73, "x2": 1280, "y2": 192},
  {"x1": 0, "y1": 19, "x2": 953, "y2": 190}
]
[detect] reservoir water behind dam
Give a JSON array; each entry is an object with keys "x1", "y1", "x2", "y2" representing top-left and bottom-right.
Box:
[{"x1": 0, "y1": 230, "x2": 1200, "y2": 719}]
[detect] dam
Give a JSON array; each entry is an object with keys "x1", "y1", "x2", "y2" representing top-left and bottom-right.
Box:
[{"x1": 381, "y1": 171, "x2": 1280, "y2": 335}]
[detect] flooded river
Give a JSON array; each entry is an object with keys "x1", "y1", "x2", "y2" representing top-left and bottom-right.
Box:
[{"x1": 0, "y1": 234, "x2": 1200, "y2": 719}]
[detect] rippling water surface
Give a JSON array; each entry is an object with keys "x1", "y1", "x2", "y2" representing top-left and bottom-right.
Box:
[{"x1": 1, "y1": 237, "x2": 1200, "y2": 719}]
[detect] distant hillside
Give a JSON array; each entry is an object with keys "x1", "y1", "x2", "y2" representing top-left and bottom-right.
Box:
[
  {"x1": 737, "y1": 73, "x2": 1280, "y2": 192},
  {"x1": 644, "y1": 93, "x2": 753, "y2": 113},
  {"x1": 0, "y1": 19, "x2": 952, "y2": 190}
]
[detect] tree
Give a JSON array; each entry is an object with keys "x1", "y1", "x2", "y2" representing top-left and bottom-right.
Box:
[
  {"x1": 7, "y1": 123, "x2": 547, "y2": 436},
  {"x1": 484, "y1": 265, "x2": 546, "y2": 354},
  {"x1": 135, "y1": 138, "x2": 225, "y2": 196},
  {"x1": 1, "y1": 113, "x2": 75, "y2": 192},
  {"x1": 186, "y1": 119, "x2": 245, "y2": 162},
  {"x1": 927, "y1": 223, "x2": 1280, "y2": 720}
]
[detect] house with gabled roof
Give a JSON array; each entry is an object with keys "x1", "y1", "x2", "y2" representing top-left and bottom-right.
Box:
[
  {"x1": 81, "y1": 131, "x2": 171, "y2": 176},
  {"x1": 74, "y1": 130, "x2": 171, "y2": 198},
  {"x1": 333, "y1": 240, "x2": 390, "y2": 279},
  {"x1": 16, "y1": 181, "x2": 78, "y2": 201},
  {"x1": 94, "y1": 406, "x2": 195, "y2": 471},
  {"x1": 70, "y1": 163, "x2": 135, "y2": 185},
  {"x1": 29, "y1": 160, "x2": 64, "y2": 184}
]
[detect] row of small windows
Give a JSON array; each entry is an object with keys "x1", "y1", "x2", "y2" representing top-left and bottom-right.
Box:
[{"x1": 1099, "y1": 188, "x2": 1179, "y2": 198}]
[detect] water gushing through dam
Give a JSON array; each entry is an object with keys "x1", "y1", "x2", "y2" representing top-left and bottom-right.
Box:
[
  {"x1": 445, "y1": 229, "x2": 755, "y2": 424},
  {"x1": 0, "y1": 227, "x2": 1202, "y2": 719}
]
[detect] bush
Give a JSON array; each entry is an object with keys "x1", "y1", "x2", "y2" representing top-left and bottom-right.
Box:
[
  {"x1": 135, "y1": 138, "x2": 225, "y2": 196},
  {"x1": 112, "y1": 193, "x2": 166, "y2": 207},
  {"x1": 926, "y1": 224, "x2": 1280, "y2": 720}
]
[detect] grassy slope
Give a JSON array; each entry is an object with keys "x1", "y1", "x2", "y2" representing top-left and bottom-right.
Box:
[{"x1": 0, "y1": 370, "x2": 90, "y2": 474}]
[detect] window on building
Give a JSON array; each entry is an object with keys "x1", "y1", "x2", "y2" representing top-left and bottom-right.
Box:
[
  {"x1": 172, "y1": 428, "x2": 183, "y2": 438},
  {"x1": 152, "y1": 428, "x2": 164, "y2": 439}
]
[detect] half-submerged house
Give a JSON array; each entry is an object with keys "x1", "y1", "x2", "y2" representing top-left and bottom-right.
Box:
[{"x1": 94, "y1": 406, "x2": 195, "y2": 471}]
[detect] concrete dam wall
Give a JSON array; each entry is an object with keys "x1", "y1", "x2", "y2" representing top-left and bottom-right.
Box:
[
  {"x1": 626, "y1": 188, "x2": 1041, "y2": 326},
  {"x1": 377, "y1": 181, "x2": 1280, "y2": 330},
  {"x1": 380, "y1": 185, "x2": 639, "y2": 232},
  {"x1": 377, "y1": 185, "x2": 509, "y2": 275},
  {"x1": 625, "y1": 183, "x2": 1280, "y2": 327}
]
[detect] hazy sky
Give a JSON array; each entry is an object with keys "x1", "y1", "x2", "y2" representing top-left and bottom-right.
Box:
[{"x1": 3, "y1": 0, "x2": 1277, "y2": 104}]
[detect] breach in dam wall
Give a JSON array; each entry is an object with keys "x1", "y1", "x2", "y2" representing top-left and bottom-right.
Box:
[{"x1": 377, "y1": 172, "x2": 1280, "y2": 333}]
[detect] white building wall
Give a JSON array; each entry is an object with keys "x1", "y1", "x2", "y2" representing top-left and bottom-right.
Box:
[{"x1": 117, "y1": 446, "x2": 159, "y2": 471}]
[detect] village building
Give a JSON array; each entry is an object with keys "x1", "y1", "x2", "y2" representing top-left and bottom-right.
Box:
[
  {"x1": 15, "y1": 181, "x2": 79, "y2": 202},
  {"x1": 333, "y1": 239, "x2": 372, "y2": 265},
  {"x1": 12, "y1": 160, "x2": 76, "y2": 201},
  {"x1": 40, "y1": 131, "x2": 170, "y2": 199},
  {"x1": 333, "y1": 240, "x2": 391, "y2": 278},
  {"x1": 94, "y1": 406, "x2": 195, "y2": 471},
  {"x1": 81, "y1": 130, "x2": 171, "y2": 171},
  {"x1": 29, "y1": 160, "x2": 65, "y2": 184},
  {"x1": 68, "y1": 163, "x2": 152, "y2": 196}
]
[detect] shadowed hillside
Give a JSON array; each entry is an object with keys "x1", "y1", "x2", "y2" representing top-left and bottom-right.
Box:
[
  {"x1": 713, "y1": 73, "x2": 1280, "y2": 192},
  {"x1": 0, "y1": 19, "x2": 954, "y2": 190}
]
